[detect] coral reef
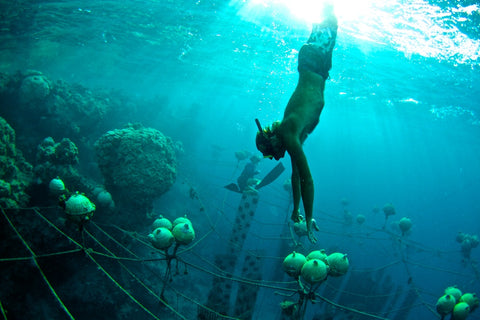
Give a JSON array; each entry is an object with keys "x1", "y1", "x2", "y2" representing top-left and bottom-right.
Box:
[
  {"x1": 36, "y1": 136, "x2": 79, "y2": 167},
  {"x1": 94, "y1": 123, "x2": 178, "y2": 213},
  {"x1": 29, "y1": 136, "x2": 97, "y2": 209},
  {"x1": 0, "y1": 117, "x2": 33, "y2": 209},
  {"x1": 34, "y1": 137, "x2": 85, "y2": 188},
  {"x1": 0, "y1": 70, "x2": 127, "y2": 160},
  {"x1": 18, "y1": 70, "x2": 51, "y2": 103}
]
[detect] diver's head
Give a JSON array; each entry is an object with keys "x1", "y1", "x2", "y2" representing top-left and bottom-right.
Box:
[
  {"x1": 249, "y1": 154, "x2": 262, "y2": 164},
  {"x1": 255, "y1": 119, "x2": 285, "y2": 160}
]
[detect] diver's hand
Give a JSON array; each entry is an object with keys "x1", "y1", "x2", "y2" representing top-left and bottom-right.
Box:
[{"x1": 307, "y1": 220, "x2": 317, "y2": 244}]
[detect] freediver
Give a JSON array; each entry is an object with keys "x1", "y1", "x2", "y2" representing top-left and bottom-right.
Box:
[
  {"x1": 255, "y1": 4, "x2": 337, "y2": 243},
  {"x1": 225, "y1": 154, "x2": 285, "y2": 193}
]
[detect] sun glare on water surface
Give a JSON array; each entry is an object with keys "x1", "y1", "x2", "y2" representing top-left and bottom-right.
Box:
[
  {"x1": 245, "y1": 0, "x2": 374, "y2": 24},
  {"x1": 232, "y1": 0, "x2": 480, "y2": 64}
]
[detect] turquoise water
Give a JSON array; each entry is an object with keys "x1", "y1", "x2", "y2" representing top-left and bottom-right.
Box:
[{"x1": 1, "y1": 0, "x2": 479, "y2": 319}]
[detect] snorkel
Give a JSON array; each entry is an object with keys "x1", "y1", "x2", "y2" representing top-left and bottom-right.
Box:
[
  {"x1": 255, "y1": 118, "x2": 275, "y2": 159},
  {"x1": 255, "y1": 118, "x2": 264, "y2": 134}
]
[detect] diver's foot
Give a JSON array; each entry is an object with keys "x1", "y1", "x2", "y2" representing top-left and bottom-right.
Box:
[
  {"x1": 308, "y1": 3, "x2": 337, "y2": 45},
  {"x1": 303, "y1": 5, "x2": 337, "y2": 80},
  {"x1": 308, "y1": 24, "x2": 336, "y2": 49}
]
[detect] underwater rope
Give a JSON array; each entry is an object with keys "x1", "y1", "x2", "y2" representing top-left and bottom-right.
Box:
[
  {"x1": 181, "y1": 256, "x2": 297, "y2": 293},
  {"x1": 2, "y1": 191, "x2": 478, "y2": 320},
  {"x1": 177, "y1": 226, "x2": 214, "y2": 255},
  {"x1": 351, "y1": 260, "x2": 402, "y2": 273},
  {"x1": 189, "y1": 250, "x2": 298, "y2": 286},
  {"x1": 83, "y1": 228, "x2": 187, "y2": 320},
  {"x1": 1, "y1": 207, "x2": 75, "y2": 320},
  {"x1": 98, "y1": 221, "x2": 212, "y2": 258},
  {"x1": 0, "y1": 300, "x2": 7, "y2": 320},
  {"x1": 83, "y1": 249, "x2": 164, "y2": 320},
  {"x1": 406, "y1": 259, "x2": 472, "y2": 277},
  {"x1": 400, "y1": 247, "x2": 440, "y2": 319},
  {"x1": 0, "y1": 248, "x2": 83, "y2": 262},
  {"x1": 387, "y1": 302, "x2": 427, "y2": 314},
  {"x1": 33, "y1": 208, "x2": 138, "y2": 265},
  {"x1": 33, "y1": 207, "x2": 83, "y2": 247},
  {"x1": 324, "y1": 281, "x2": 408, "y2": 299},
  {"x1": 105, "y1": 223, "x2": 157, "y2": 247},
  {"x1": 171, "y1": 286, "x2": 243, "y2": 320},
  {"x1": 90, "y1": 222, "x2": 142, "y2": 259},
  {"x1": 315, "y1": 294, "x2": 391, "y2": 320}
]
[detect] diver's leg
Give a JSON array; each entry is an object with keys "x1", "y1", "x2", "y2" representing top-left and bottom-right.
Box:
[{"x1": 297, "y1": 5, "x2": 338, "y2": 80}]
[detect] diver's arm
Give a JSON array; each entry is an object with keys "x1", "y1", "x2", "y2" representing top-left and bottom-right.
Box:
[
  {"x1": 291, "y1": 159, "x2": 301, "y2": 222},
  {"x1": 285, "y1": 135, "x2": 316, "y2": 243}
]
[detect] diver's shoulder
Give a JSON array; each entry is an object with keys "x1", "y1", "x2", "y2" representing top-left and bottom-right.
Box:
[{"x1": 278, "y1": 114, "x2": 302, "y2": 136}]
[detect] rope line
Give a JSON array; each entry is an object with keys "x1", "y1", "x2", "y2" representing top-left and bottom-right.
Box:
[
  {"x1": 90, "y1": 221, "x2": 141, "y2": 259},
  {"x1": 0, "y1": 249, "x2": 83, "y2": 262},
  {"x1": 170, "y1": 285, "x2": 243, "y2": 320},
  {"x1": 83, "y1": 249, "x2": 163, "y2": 320},
  {"x1": 400, "y1": 250, "x2": 441, "y2": 319},
  {"x1": 0, "y1": 300, "x2": 7, "y2": 320},
  {"x1": 406, "y1": 259, "x2": 472, "y2": 277},
  {"x1": 33, "y1": 207, "x2": 83, "y2": 248},
  {"x1": 181, "y1": 257, "x2": 298, "y2": 293},
  {"x1": 83, "y1": 228, "x2": 187, "y2": 320},
  {"x1": 1, "y1": 208, "x2": 75, "y2": 320},
  {"x1": 315, "y1": 294, "x2": 391, "y2": 320},
  {"x1": 2, "y1": 190, "x2": 479, "y2": 320}
]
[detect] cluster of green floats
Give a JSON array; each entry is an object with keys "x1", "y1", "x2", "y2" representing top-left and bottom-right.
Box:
[
  {"x1": 279, "y1": 249, "x2": 349, "y2": 318},
  {"x1": 436, "y1": 286, "x2": 479, "y2": 320}
]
